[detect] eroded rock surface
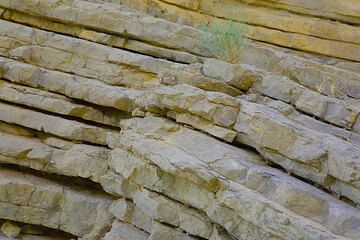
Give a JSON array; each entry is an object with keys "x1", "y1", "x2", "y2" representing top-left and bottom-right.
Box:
[{"x1": 0, "y1": 0, "x2": 359, "y2": 239}]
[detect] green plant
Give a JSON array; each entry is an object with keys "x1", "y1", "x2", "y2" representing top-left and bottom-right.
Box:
[{"x1": 201, "y1": 19, "x2": 248, "y2": 64}]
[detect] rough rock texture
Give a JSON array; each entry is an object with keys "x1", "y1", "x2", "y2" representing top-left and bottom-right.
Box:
[
  {"x1": 1, "y1": 221, "x2": 22, "y2": 238},
  {"x1": 0, "y1": 0, "x2": 359, "y2": 239}
]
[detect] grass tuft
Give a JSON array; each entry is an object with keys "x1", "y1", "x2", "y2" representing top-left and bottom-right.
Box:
[{"x1": 201, "y1": 19, "x2": 248, "y2": 64}]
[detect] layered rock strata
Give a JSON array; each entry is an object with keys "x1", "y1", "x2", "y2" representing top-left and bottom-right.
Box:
[{"x1": 0, "y1": 0, "x2": 359, "y2": 239}]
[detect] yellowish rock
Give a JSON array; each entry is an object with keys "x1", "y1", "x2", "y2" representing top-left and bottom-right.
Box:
[{"x1": 1, "y1": 221, "x2": 21, "y2": 238}]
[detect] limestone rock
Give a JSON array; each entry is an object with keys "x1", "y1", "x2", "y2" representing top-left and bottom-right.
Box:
[
  {"x1": 234, "y1": 100, "x2": 360, "y2": 204},
  {"x1": 0, "y1": 129, "x2": 110, "y2": 182},
  {"x1": 252, "y1": 74, "x2": 360, "y2": 129},
  {"x1": 202, "y1": 58, "x2": 257, "y2": 91},
  {"x1": 149, "y1": 222, "x2": 197, "y2": 240},
  {"x1": 240, "y1": 93, "x2": 360, "y2": 144},
  {"x1": 0, "y1": 168, "x2": 114, "y2": 239},
  {"x1": 134, "y1": 188, "x2": 214, "y2": 238},
  {"x1": 108, "y1": 198, "x2": 155, "y2": 233},
  {"x1": 1, "y1": 221, "x2": 21, "y2": 238},
  {"x1": 0, "y1": 80, "x2": 128, "y2": 127},
  {"x1": 209, "y1": 226, "x2": 236, "y2": 240},
  {"x1": 235, "y1": 0, "x2": 360, "y2": 25},
  {"x1": 0, "y1": 0, "x2": 206, "y2": 54},
  {"x1": 117, "y1": 116, "x2": 360, "y2": 238},
  {"x1": 0, "y1": 102, "x2": 114, "y2": 145},
  {"x1": 118, "y1": 0, "x2": 360, "y2": 61},
  {"x1": 0, "y1": 0, "x2": 359, "y2": 239},
  {"x1": 103, "y1": 220, "x2": 149, "y2": 240}
]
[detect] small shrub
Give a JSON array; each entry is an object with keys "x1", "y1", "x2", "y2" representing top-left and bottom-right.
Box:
[{"x1": 201, "y1": 19, "x2": 248, "y2": 64}]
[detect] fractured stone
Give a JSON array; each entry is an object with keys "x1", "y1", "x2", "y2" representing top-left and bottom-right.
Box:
[{"x1": 0, "y1": 168, "x2": 114, "y2": 239}]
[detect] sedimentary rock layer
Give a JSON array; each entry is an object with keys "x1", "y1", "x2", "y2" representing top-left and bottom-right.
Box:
[{"x1": 0, "y1": 0, "x2": 359, "y2": 239}]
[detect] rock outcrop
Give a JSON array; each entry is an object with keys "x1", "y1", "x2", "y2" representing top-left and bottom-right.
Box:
[{"x1": 0, "y1": 0, "x2": 359, "y2": 239}]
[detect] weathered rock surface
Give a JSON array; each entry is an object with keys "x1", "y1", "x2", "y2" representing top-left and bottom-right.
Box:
[
  {"x1": 0, "y1": 0, "x2": 359, "y2": 239},
  {"x1": 0, "y1": 168, "x2": 114, "y2": 239},
  {"x1": 1, "y1": 221, "x2": 21, "y2": 238},
  {"x1": 113, "y1": 0, "x2": 360, "y2": 61}
]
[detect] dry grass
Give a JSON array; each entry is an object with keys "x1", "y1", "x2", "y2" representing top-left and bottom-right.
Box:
[{"x1": 201, "y1": 19, "x2": 248, "y2": 64}]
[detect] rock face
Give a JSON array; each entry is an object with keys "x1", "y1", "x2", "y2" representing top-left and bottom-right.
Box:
[
  {"x1": 1, "y1": 221, "x2": 21, "y2": 238},
  {"x1": 0, "y1": 0, "x2": 359, "y2": 240}
]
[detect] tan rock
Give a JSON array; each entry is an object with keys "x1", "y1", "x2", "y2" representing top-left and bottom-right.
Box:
[
  {"x1": 123, "y1": 0, "x2": 360, "y2": 61},
  {"x1": 121, "y1": 116, "x2": 360, "y2": 238},
  {"x1": 134, "y1": 189, "x2": 214, "y2": 238},
  {"x1": 0, "y1": 18, "x2": 241, "y2": 96},
  {"x1": 152, "y1": 84, "x2": 240, "y2": 127},
  {"x1": 209, "y1": 226, "x2": 236, "y2": 240},
  {"x1": 0, "y1": 102, "x2": 114, "y2": 145},
  {"x1": 149, "y1": 222, "x2": 197, "y2": 240},
  {"x1": 241, "y1": 42, "x2": 360, "y2": 100},
  {"x1": 0, "y1": 1, "x2": 360, "y2": 240},
  {"x1": 99, "y1": 170, "x2": 139, "y2": 199},
  {"x1": 202, "y1": 58, "x2": 256, "y2": 91},
  {"x1": 108, "y1": 198, "x2": 155, "y2": 233},
  {"x1": 107, "y1": 143, "x2": 217, "y2": 210},
  {"x1": 0, "y1": 0, "x2": 205, "y2": 55},
  {"x1": 254, "y1": 74, "x2": 360, "y2": 129},
  {"x1": 240, "y1": 93, "x2": 360, "y2": 144},
  {"x1": 0, "y1": 168, "x2": 113, "y2": 239},
  {"x1": 168, "y1": 111, "x2": 237, "y2": 142},
  {"x1": 1, "y1": 221, "x2": 21, "y2": 238},
  {"x1": 0, "y1": 130, "x2": 110, "y2": 182},
  {"x1": 354, "y1": 117, "x2": 360, "y2": 134},
  {"x1": 103, "y1": 220, "x2": 149, "y2": 240},
  {"x1": 0, "y1": 80, "x2": 128, "y2": 127},
  {"x1": 200, "y1": 0, "x2": 360, "y2": 44},
  {"x1": 235, "y1": 0, "x2": 360, "y2": 25},
  {"x1": 206, "y1": 182, "x2": 352, "y2": 240},
  {"x1": 0, "y1": 57, "x2": 145, "y2": 112},
  {"x1": 163, "y1": 0, "x2": 200, "y2": 10},
  {"x1": 234, "y1": 100, "x2": 360, "y2": 204},
  {"x1": 109, "y1": 199, "x2": 135, "y2": 223}
]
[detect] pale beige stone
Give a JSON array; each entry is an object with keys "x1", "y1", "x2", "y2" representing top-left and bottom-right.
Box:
[
  {"x1": 123, "y1": 0, "x2": 360, "y2": 61},
  {"x1": 202, "y1": 58, "x2": 256, "y2": 91},
  {"x1": 99, "y1": 170, "x2": 139, "y2": 199},
  {"x1": 241, "y1": 93, "x2": 360, "y2": 144},
  {"x1": 200, "y1": 0, "x2": 360, "y2": 44},
  {"x1": 0, "y1": 168, "x2": 113, "y2": 238},
  {"x1": 0, "y1": 1, "x2": 360, "y2": 239},
  {"x1": 241, "y1": 42, "x2": 360, "y2": 100},
  {"x1": 0, "y1": 0, "x2": 205, "y2": 55},
  {"x1": 107, "y1": 141, "x2": 217, "y2": 210},
  {"x1": 168, "y1": 111, "x2": 237, "y2": 142},
  {"x1": 0, "y1": 130, "x2": 110, "y2": 182},
  {"x1": 109, "y1": 198, "x2": 137, "y2": 223},
  {"x1": 103, "y1": 220, "x2": 149, "y2": 240},
  {"x1": 119, "y1": 116, "x2": 360, "y2": 238},
  {"x1": 149, "y1": 222, "x2": 197, "y2": 240},
  {"x1": 0, "y1": 80, "x2": 128, "y2": 127},
  {"x1": 254, "y1": 74, "x2": 360, "y2": 129},
  {"x1": 108, "y1": 197, "x2": 155, "y2": 233},
  {"x1": 0, "y1": 57, "x2": 144, "y2": 112},
  {"x1": 235, "y1": 0, "x2": 360, "y2": 24},
  {"x1": 163, "y1": 0, "x2": 200, "y2": 10},
  {"x1": 206, "y1": 182, "x2": 353, "y2": 240},
  {"x1": 0, "y1": 102, "x2": 114, "y2": 145},
  {"x1": 134, "y1": 189, "x2": 214, "y2": 238},
  {"x1": 234, "y1": 100, "x2": 360, "y2": 204},
  {"x1": 1, "y1": 221, "x2": 21, "y2": 238}
]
